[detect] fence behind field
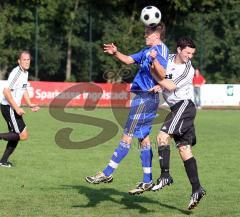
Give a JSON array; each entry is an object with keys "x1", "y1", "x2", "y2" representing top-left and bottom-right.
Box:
[{"x1": 0, "y1": 81, "x2": 239, "y2": 108}]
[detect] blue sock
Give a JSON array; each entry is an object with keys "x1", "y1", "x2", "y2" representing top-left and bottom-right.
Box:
[
  {"x1": 103, "y1": 141, "x2": 130, "y2": 176},
  {"x1": 140, "y1": 144, "x2": 153, "y2": 183}
]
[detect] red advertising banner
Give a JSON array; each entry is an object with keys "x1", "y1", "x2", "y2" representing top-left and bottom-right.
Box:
[{"x1": 26, "y1": 81, "x2": 131, "y2": 107}]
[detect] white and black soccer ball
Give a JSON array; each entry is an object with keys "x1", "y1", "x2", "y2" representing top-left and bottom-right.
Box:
[{"x1": 140, "y1": 6, "x2": 161, "y2": 27}]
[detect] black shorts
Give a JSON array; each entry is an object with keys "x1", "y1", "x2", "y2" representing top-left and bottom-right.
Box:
[
  {"x1": 1, "y1": 104, "x2": 26, "y2": 134},
  {"x1": 160, "y1": 100, "x2": 196, "y2": 146}
]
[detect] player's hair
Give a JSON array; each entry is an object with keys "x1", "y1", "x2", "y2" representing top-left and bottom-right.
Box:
[
  {"x1": 18, "y1": 50, "x2": 31, "y2": 59},
  {"x1": 150, "y1": 22, "x2": 166, "y2": 41},
  {"x1": 177, "y1": 37, "x2": 196, "y2": 50}
]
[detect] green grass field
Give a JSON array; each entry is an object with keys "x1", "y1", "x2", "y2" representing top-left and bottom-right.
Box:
[{"x1": 0, "y1": 108, "x2": 239, "y2": 217}]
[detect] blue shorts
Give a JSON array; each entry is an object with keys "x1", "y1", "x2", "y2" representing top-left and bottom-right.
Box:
[{"x1": 124, "y1": 92, "x2": 160, "y2": 139}]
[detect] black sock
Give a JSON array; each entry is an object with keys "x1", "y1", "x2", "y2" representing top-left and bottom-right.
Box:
[
  {"x1": 184, "y1": 157, "x2": 201, "y2": 193},
  {"x1": 158, "y1": 145, "x2": 170, "y2": 177},
  {"x1": 0, "y1": 132, "x2": 20, "y2": 141},
  {"x1": 0, "y1": 141, "x2": 19, "y2": 163}
]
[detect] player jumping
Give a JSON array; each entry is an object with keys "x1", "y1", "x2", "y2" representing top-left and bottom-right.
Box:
[{"x1": 85, "y1": 23, "x2": 169, "y2": 195}]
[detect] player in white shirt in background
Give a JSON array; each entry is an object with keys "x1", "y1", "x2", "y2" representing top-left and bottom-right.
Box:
[
  {"x1": 0, "y1": 51, "x2": 40, "y2": 168},
  {"x1": 150, "y1": 37, "x2": 206, "y2": 210}
]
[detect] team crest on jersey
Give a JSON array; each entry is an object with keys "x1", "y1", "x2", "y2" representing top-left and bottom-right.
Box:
[
  {"x1": 165, "y1": 74, "x2": 173, "y2": 79},
  {"x1": 22, "y1": 84, "x2": 27, "y2": 88}
]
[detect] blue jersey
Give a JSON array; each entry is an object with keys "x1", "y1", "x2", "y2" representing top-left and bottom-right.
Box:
[
  {"x1": 130, "y1": 43, "x2": 169, "y2": 93},
  {"x1": 124, "y1": 92, "x2": 160, "y2": 139}
]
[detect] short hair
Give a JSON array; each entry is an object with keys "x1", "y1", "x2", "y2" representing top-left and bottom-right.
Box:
[
  {"x1": 177, "y1": 37, "x2": 196, "y2": 50},
  {"x1": 149, "y1": 22, "x2": 166, "y2": 41},
  {"x1": 18, "y1": 50, "x2": 31, "y2": 59}
]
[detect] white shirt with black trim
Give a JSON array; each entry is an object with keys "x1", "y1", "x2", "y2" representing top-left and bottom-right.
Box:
[
  {"x1": 162, "y1": 54, "x2": 194, "y2": 107},
  {"x1": 1, "y1": 66, "x2": 28, "y2": 106}
]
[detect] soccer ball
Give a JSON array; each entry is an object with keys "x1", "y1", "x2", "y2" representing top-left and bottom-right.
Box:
[{"x1": 140, "y1": 6, "x2": 161, "y2": 27}]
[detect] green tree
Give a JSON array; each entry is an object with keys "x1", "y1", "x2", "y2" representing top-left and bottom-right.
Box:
[
  {"x1": 0, "y1": 1, "x2": 35, "y2": 78},
  {"x1": 0, "y1": 0, "x2": 239, "y2": 83}
]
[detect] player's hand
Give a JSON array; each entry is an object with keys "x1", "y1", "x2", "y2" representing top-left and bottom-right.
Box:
[
  {"x1": 16, "y1": 107, "x2": 25, "y2": 116},
  {"x1": 104, "y1": 43, "x2": 117, "y2": 55},
  {"x1": 149, "y1": 85, "x2": 162, "y2": 93},
  {"x1": 149, "y1": 49, "x2": 157, "y2": 60},
  {"x1": 29, "y1": 104, "x2": 40, "y2": 112}
]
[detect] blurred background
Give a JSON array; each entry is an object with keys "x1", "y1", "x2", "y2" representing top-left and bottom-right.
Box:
[{"x1": 0, "y1": 0, "x2": 239, "y2": 83}]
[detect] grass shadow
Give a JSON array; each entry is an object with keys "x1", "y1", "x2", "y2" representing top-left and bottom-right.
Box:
[{"x1": 61, "y1": 185, "x2": 192, "y2": 215}]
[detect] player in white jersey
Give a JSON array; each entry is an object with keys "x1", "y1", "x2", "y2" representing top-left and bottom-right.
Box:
[
  {"x1": 0, "y1": 51, "x2": 40, "y2": 168},
  {"x1": 150, "y1": 37, "x2": 206, "y2": 210}
]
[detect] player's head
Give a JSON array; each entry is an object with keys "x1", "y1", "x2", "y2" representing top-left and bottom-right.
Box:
[
  {"x1": 176, "y1": 37, "x2": 196, "y2": 63},
  {"x1": 18, "y1": 50, "x2": 31, "y2": 71},
  {"x1": 144, "y1": 22, "x2": 166, "y2": 46}
]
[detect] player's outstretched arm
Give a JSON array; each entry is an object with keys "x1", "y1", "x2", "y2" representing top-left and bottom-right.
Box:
[{"x1": 104, "y1": 43, "x2": 134, "y2": 65}]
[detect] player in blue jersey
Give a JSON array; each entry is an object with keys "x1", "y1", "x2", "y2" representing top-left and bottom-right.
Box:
[{"x1": 86, "y1": 23, "x2": 169, "y2": 195}]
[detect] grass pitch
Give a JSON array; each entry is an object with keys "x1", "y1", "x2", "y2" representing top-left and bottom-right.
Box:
[{"x1": 0, "y1": 108, "x2": 239, "y2": 217}]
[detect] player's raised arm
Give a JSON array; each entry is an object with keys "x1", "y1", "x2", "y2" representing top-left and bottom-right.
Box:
[{"x1": 104, "y1": 43, "x2": 134, "y2": 65}]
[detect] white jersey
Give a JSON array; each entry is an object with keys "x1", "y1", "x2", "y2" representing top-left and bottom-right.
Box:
[
  {"x1": 162, "y1": 54, "x2": 194, "y2": 107},
  {"x1": 1, "y1": 66, "x2": 28, "y2": 106}
]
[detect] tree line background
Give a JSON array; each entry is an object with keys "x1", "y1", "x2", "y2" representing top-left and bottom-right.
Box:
[{"x1": 0, "y1": 0, "x2": 239, "y2": 83}]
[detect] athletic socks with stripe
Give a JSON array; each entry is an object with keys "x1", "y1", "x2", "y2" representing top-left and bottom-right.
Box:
[
  {"x1": 140, "y1": 144, "x2": 153, "y2": 183},
  {"x1": 103, "y1": 141, "x2": 130, "y2": 176}
]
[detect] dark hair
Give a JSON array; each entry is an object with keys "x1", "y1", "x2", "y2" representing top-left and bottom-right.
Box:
[
  {"x1": 150, "y1": 22, "x2": 166, "y2": 41},
  {"x1": 18, "y1": 50, "x2": 31, "y2": 59},
  {"x1": 177, "y1": 37, "x2": 196, "y2": 50}
]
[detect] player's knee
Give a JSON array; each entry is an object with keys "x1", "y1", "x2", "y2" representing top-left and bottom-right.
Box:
[
  {"x1": 178, "y1": 144, "x2": 190, "y2": 152},
  {"x1": 157, "y1": 131, "x2": 170, "y2": 146},
  {"x1": 139, "y1": 136, "x2": 151, "y2": 147},
  {"x1": 121, "y1": 134, "x2": 132, "y2": 145},
  {"x1": 20, "y1": 131, "x2": 28, "y2": 141},
  {"x1": 178, "y1": 144, "x2": 193, "y2": 160},
  {"x1": 20, "y1": 135, "x2": 28, "y2": 141}
]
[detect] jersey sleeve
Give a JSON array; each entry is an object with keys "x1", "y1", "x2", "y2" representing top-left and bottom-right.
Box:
[
  {"x1": 156, "y1": 54, "x2": 168, "y2": 69},
  {"x1": 130, "y1": 49, "x2": 145, "y2": 64},
  {"x1": 6, "y1": 67, "x2": 20, "y2": 90},
  {"x1": 173, "y1": 63, "x2": 194, "y2": 88},
  {"x1": 152, "y1": 45, "x2": 169, "y2": 69}
]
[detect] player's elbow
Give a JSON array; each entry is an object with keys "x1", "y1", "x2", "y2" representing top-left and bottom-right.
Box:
[
  {"x1": 3, "y1": 88, "x2": 11, "y2": 97},
  {"x1": 125, "y1": 61, "x2": 132, "y2": 65}
]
